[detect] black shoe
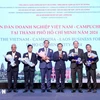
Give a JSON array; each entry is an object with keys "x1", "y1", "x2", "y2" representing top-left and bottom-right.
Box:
[
  {"x1": 71, "y1": 89, "x2": 76, "y2": 93},
  {"x1": 13, "y1": 90, "x2": 18, "y2": 92},
  {"x1": 78, "y1": 89, "x2": 83, "y2": 93},
  {"x1": 93, "y1": 89, "x2": 97, "y2": 93},
  {"x1": 56, "y1": 89, "x2": 60, "y2": 92},
  {"x1": 30, "y1": 90, "x2": 34, "y2": 93},
  {"x1": 23, "y1": 90, "x2": 28, "y2": 93},
  {"x1": 47, "y1": 89, "x2": 52, "y2": 92},
  {"x1": 87, "y1": 89, "x2": 91, "y2": 92},
  {"x1": 41, "y1": 90, "x2": 45, "y2": 93},
  {"x1": 61, "y1": 89, "x2": 64, "y2": 93},
  {"x1": 7, "y1": 90, "x2": 12, "y2": 93}
]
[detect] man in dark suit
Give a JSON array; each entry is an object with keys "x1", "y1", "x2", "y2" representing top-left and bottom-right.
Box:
[
  {"x1": 23, "y1": 44, "x2": 37, "y2": 93},
  {"x1": 84, "y1": 44, "x2": 99, "y2": 93},
  {"x1": 38, "y1": 40, "x2": 53, "y2": 93},
  {"x1": 53, "y1": 43, "x2": 67, "y2": 92},
  {"x1": 69, "y1": 41, "x2": 84, "y2": 93},
  {"x1": 5, "y1": 44, "x2": 21, "y2": 93}
]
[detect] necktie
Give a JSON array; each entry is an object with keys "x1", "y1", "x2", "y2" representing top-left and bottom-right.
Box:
[
  {"x1": 29, "y1": 53, "x2": 31, "y2": 60},
  {"x1": 45, "y1": 48, "x2": 48, "y2": 56}
]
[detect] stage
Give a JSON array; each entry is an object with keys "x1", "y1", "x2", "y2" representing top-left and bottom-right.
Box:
[{"x1": 0, "y1": 89, "x2": 100, "y2": 100}]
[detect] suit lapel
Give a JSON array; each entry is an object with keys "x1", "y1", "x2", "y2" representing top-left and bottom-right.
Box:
[
  {"x1": 73, "y1": 49, "x2": 75, "y2": 53},
  {"x1": 43, "y1": 48, "x2": 45, "y2": 52},
  {"x1": 30, "y1": 53, "x2": 33, "y2": 61},
  {"x1": 47, "y1": 48, "x2": 49, "y2": 56},
  {"x1": 11, "y1": 51, "x2": 17, "y2": 59},
  {"x1": 26, "y1": 52, "x2": 29, "y2": 59},
  {"x1": 78, "y1": 48, "x2": 80, "y2": 55},
  {"x1": 10, "y1": 51, "x2": 12, "y2": 55},
  {"x1": 91, "y1": 50, "x2": 94, "y2": 53},
  {"x1": 86, "y1": 52, "x2": 89, "y2": 60},
  {"x1": 14, "y1": 52, "x2": 17, "y2": 60},
  {"x1": 57, "y1": 51, "x2": 59, "y2": 56},
  {"x1": 86, "y1": 52, "x2": 88, "y2": 57},
  {"x1": 27, "y1": 52, "x2": 33, "y2": 61}
]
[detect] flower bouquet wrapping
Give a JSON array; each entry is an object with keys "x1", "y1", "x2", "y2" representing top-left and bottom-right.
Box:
[
  {"x1": 19, "y1": 57, "x2": 35, "y2": 67},
  {"x1": 68, "y1": 52, "x2": 82, "y2": 64},
  {"x1": 37, "y1": 51, "x2": 50, "y2": 63},
  {"x1": 86, "y1": 52, "x2": 97, "y2": 67},
  {"x1": 4, "y1": 54, "x2": 16, "y2": 67}
]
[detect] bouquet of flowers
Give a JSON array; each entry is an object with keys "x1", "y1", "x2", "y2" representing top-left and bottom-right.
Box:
[
  {"x1": 19, "y1": 57, "x2": 35, "y2": 67},
  {"x1": 86, "y1": 52, "x2": 98, "y2": 67},
  {"x1": 68, "y1": 52, "x2": 82, "y2": 64},
  {"x1": 37, "y1": 51, "x2": 50, "y2": 63},
  {"x1": 4, "y1": 54, "x2": 16, "y2": 67}
]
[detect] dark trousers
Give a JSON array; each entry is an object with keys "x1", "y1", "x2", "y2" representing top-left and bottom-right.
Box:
[
  {"x1": 86, "y1": 68, "x2": 97, "y2": 90},
  {"x1": 71, "y1": 68, "x2": 83, "y2": 89},
  {"x1": 40, "y1": 68, "x2": 52, "y2": 90},
  {"x1": 55, "y1": 69, "x2": 65, "y2": 90},
  {"x1": 24, "y1": 69, "x2": 35, "y2": 90},
  {"x1": 7, "y1": 69, "x2": 18, "y2": 90}
]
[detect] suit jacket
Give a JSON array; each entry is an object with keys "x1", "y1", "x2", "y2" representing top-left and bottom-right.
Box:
[
  {"x1": 23, "y1": 52, "x2": 37, "y2": 71},
  {"x1": 69, "y1": 48, "x2": 84, "y2": 69},
  {"x1": 84, "y1": 50, "x2": 99, "y2": 69},
  {"x1": 5, "y1": 51, "x2": 21, "y2": 72},
  {"x1": 38, "y1": 48, "x2": 53, "y2": 69},
  {"x1": 53, "y1": 51, "x2": 67, "y2": 69}
]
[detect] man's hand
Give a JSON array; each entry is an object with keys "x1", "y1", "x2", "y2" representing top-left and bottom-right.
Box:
[
  {"x1": 91, "y1": 61, "x2": 94, "y2": 64},
  {"x1": 41, "y1": 57, "x2": 46, "y2": 60},
  {"x1": 59, "y1": 54, "x2": 63, "y2": 58},
  {"x1": 72, "y1": 59, "x2": 76, "y2": 62},
  {"x1": 45, "y1": 56, "x2": 50, "y2": 60}
]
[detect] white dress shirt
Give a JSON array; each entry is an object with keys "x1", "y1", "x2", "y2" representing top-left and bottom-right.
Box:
[
  {"x1": 74, "y1": 48, "x2": 78, "y2": 53},
  {"x1": 12, "y1": 52, "x2": 16, "y2": 58},
  {"x1": 58, "y1": 51, "x2": 62, "y2": 55},
  {"x1": 28, "y1": 52, "x2": 32, "y2": 60}
]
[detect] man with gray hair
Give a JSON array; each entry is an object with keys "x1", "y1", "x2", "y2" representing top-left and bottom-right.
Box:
[
  {"x1": 69, "y1": 41, "x2": 84, "y2": 93},
  {"x1": 5, "y1": 44, "x2": 21, "y2": 93}
]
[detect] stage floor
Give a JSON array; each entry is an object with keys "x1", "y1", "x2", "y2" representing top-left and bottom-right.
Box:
[{"x1": 0, "y1": 89, "x2": 100, "y2": 100}]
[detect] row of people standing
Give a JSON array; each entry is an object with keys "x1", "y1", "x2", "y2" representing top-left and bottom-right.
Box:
[{"x1": 5, "y1": 40, "x2": 99, "y2": 93}]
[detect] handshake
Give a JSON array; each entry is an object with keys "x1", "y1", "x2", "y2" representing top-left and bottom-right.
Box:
[{"x1": 37, "y1": 51, "x2": 50, "y2": 63}]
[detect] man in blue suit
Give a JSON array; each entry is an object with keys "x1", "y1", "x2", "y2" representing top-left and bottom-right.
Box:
[
  {"x1": 53, "y1": 43, "x2": 67, "y2": 92},
  {"x1": 38, "y1": 40, "x2": 53, "y2": 93}
]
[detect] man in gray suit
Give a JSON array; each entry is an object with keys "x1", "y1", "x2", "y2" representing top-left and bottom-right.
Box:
[
  {"x1": 38, "y1": 40, "x2": 53, "y2": 93},
  {"x1": 69, "y1": 41, "x2": 84, "y2": 93}
]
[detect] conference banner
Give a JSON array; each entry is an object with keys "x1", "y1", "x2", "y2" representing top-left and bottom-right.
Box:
[{"x1": 0, "y1": 0, "x2": 100, "y2": 83}]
